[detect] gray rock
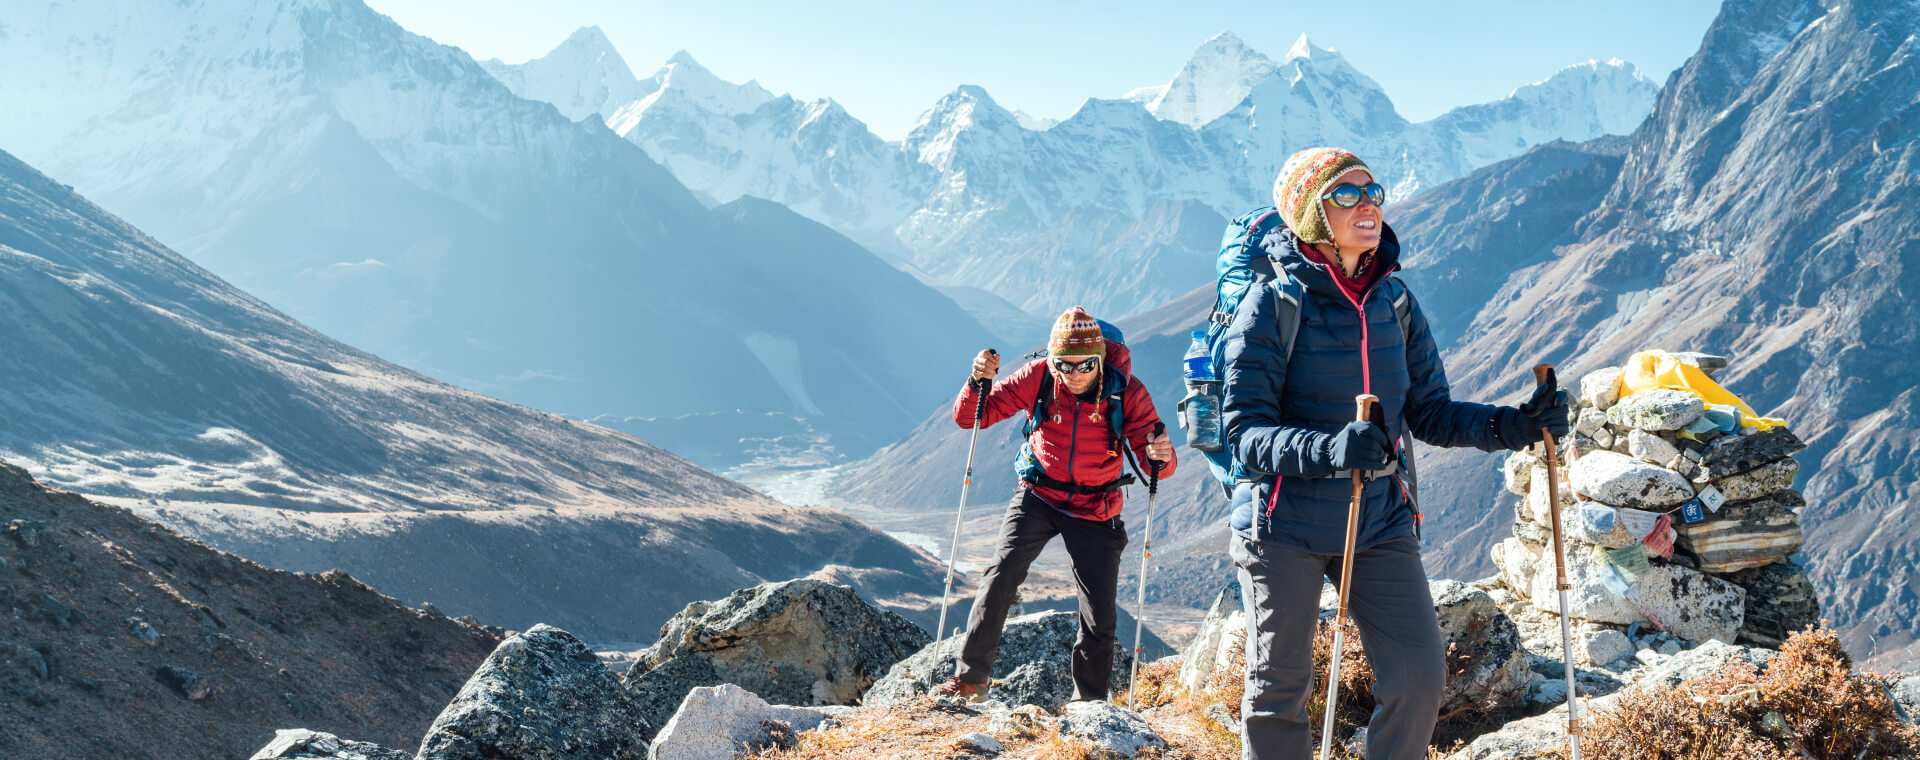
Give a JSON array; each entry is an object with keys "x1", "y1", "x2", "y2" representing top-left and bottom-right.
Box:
[
  {"x1": 1674, "y1": 493, "x2": 1804, "y2": 573},
  {"x1": 1593, "y1": 426, "x2": 1617, "y2": 451},
  {"x1": 154, "y1": 664, "x2": 210, "y2": 700},
  {"x1": 1606, "y1": 389, "x2": 1704, "y2": 432},
  {"x1": 1670, "y1": 352, "x2": 1729, "y2": 377},
  {"x1": 1577, "y1": 628, "x2": 1634, "y2": 667},
  {"x1": 1627, "y1": 566, "x2": 1746, "y2": 646},
  {"x1": 1698, "y1": 427, "x2": 1805, "y2": 480},
  {"x1": 1446, "y1": 705, "x2": 1577, "y2": 759},
  {"x1": 1492, "y1": 537, "x2": 1540, "y2": 601},
  {"x1": 249, "y1": 729, "x2": 410, "y2": 760},
  {"x1": 1177, "y1": 581, "x2": 1244, "y2": 694},
  {"x1": 1505, "y1": 450, "x2": 1537, "y2": 496},
  {"x1": 864, "y1": 611, "x2": 1135, "y2": 711},
  {"x1": 648, "y1": 684, "x2": 828, "y2": 760},
  {"x1": 1059, "y1": 701, "x2": 1167, "y2": 759},
  {"x1": 1711, "y1": 458, "x2": 1799, "y2": 501},
  {"x1": 1722, "y1": 561, "x2": 1821, "y2": 647},
  {"x1": 1580, "y1": 368, "x2": 1625, "y2": 412},
  {"x1": 130, "y1": 617, "x2": 161, "y2": 646},
  {"x1": 1625, "y1": 429, "x2": 1680, "y2": 466},
  {"x1": 1568, "y1": 450, "x2": 1695, "y2": 508},
  {"x1": 1635, "y1": 639, "x2": 1773, "y2": 689},
  {"x1": 626, "y1": 579, "x2": 929, "y2": 734},
  {"x1": 954, "y1": 732, "x2": 1004, "y2": 755},
  {"x1": 1525, "y1": 465, "x2": 1574, "y2": 523},
  {"x1": 1528, "y1": 541, "x2": 1641, "y2": 625},
  {"x1": 1430, "y1": 580, "x2": 1531, "y2": 711},
  {"x1": 1574, "y1": 408, "x2": 1607, "y2": 437},
  {"x1": 1892, "y1": 675, "x2": 1920, "y2": 720},
  {"x1": 418, "y1": 624, "x2": 649, "y2": 760}
]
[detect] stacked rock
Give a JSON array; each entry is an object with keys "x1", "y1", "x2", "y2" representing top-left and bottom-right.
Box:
[{"x1": 1491, "y1": 353, "x2": 1819, "y2": 649}]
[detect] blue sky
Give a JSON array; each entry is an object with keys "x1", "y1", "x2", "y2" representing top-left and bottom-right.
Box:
[{"x1": 367, "y1": 0, "x2": 1726, "y2": 141}]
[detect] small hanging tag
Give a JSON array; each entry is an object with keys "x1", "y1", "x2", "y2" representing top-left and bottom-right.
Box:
[
  {"x1": 1679, "y1": 498, "x2": 1707, "y2": 524},
  {"x1": 1697, "y1": 484, "x2": 1727, "y2": 513}
]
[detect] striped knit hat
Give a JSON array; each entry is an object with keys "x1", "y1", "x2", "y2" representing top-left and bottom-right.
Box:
[
  {"x1": 1273, "y1": 147, "x2": 1372, "y2": 244},
  {"x1": 1047, "y1": 306, "x2": 1106, "y2": 361}
]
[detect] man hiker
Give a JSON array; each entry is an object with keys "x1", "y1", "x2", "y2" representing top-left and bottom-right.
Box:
[
  {"x1": 936, "y1": 306, "x2": 1177, "y2": 703},
  {"x1": 1220, "y1": 147, "x2": 1570, "y2": 759}
]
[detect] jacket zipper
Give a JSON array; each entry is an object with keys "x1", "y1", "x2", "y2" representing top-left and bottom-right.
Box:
[{"x1": 1268, "y1": 272, "x2": 1378, "y2": 523}]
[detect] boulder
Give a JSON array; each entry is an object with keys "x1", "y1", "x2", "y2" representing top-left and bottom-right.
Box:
[
  {"x1": 1575, "y1": 408, "x2": 1606, "y2": 437},
  {"x1": 1711, "y1": 458, "x2": 1799, "y2": 501},
  {"x1": 1059, "y1": 701, "x2": 1168, "y2": 759},
  {"x1": 1568, "y1": 450, "x2": 1694, "y2": 508},
  {"x1": 1504, "y1": 450, "x2": 1536, "y2": 496},
  {"x1": 1446, "y1": 706, "x2": 1576, "y2": 760},
  {"x1": 1722, "y1": 561, "x2": 1821, "y2": 647},
  {"x1": 1528, "y1": 542, "x2": 1642, "y2": 625},
  {"x1": 1430, "y1": 580, "x2": 1530, "y2": 711},
  {"x1": 1524, "y1": 465, "x2": 1577, "y2": 524},
  {"x1": 1492, "y1": 537, "x2": 1540, "y2": 601},
  {"x1": 1634, "y1": 639, "x2": 1773, "y2": 689},
  {"x1": 1580, "y1": 367, "x2": 1625, "y2": 412},
  {"x1": 1177, "y1": 582, "x2": 1245, "y2": 694},
  {"x1": 1698, "y1": 427, "x2": 1805, "y2": 480},
  {"x1": 863, "y1": 611, "x2": 1134, "y2": 711},
  {"x1": 1606, "y1": 389, "x2": 1704, "y2": 431},
  {"x1": 1576, "y1": 628, "x2": 1634, "y2": 667},
  {"x1": 1674, "y1": 494, "x2": 1804, "y2": 573},
  {"x1": 648, "y1": 684, "x2": 830, "y2": 760},
  {"x1": 250, "y1": 729, "x2": 409, "y2": 760},
  {"x1": 953, "y1": 732, "x2": 1004, "y2": 755},
  {"x1": 1626, "y1": 566, "x2": 1746, "y2": 645},
  {"x1": 1892, "y1": 675, "x2": 1920, "y2": 719},
  {"x1": 1625, "y1": 429, "x2": 1680, "y2": 466},
  {"x1": 418, "y1": 625, "x2": 650, "y2": 760},
  {"x1": 626, "y1": 579, "x2": 928, "y2": 734}
]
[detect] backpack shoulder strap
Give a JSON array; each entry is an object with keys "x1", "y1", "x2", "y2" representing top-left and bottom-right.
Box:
[
  {"x1": 1024, "y1": 367, "x2": 1054, "y2": 437},
  {"x1": 1385, "y1": 274, "x2": 1414, "y2": 345},
  {"x1": 1271, "y1": 269, "x2": 1306, "y2": 364}
]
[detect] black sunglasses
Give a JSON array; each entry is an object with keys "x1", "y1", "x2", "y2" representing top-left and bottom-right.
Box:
[
  {"x1": 1321, "y1": 182, "x2": 1387, "y2": 209},
  {"x1": 1050, "y1": 357, "x2": 1100, "y2": 375}
]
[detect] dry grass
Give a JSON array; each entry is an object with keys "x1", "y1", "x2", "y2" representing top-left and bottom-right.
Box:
[{"x1": 1571, "y1": 625, "x2": 1920, "y2": 760}]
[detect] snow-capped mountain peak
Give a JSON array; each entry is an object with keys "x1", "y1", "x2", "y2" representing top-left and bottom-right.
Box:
[
  {"x1": 478, "y1": 25, "x2": 649, "y2": 123},
  {"x1": 1145, "y1": 30, "x2": 1280, "y2": 127},
  {"x1": 638, "y1": 50, "x2": 776, "y2": 118}
]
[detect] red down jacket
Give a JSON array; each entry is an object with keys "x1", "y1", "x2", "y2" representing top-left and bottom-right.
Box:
[{"x1": 952, "y1": 341, "x2": 1175, "y2": 521}]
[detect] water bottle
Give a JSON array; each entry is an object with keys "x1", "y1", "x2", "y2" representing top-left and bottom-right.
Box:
[{"x1": 1180, "y1": 330, "x2": 1225, "y2": 452}]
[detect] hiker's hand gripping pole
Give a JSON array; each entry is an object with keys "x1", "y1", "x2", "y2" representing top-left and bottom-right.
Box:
[
  {"x1": 1318, "y1": 394, "x2": 1378, "y2": 760},
  {"x1": 1124, "y1": 421, "x2": 1167, "y2": 704},
  {"x1": 1535, "y1": 364, "x2": 1583, "y2": 759},
  {"x1": 933, "y1": 349, "x2": 995, "y2": 695}
]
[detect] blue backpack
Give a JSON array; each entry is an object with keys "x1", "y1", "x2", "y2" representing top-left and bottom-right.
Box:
[
  {"x1": 1190, "y1": 207, "x2": 1421, "y2": 509},
  {"x1": 1014, "y1": 320, "x2": 1148, "y2": 493}
]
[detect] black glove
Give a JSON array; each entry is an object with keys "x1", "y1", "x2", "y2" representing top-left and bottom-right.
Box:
[
  {"x1": 1498, "y1": 382, "x2": 1572, "y2": 449},
  {"x1": 1323, "y1": 420, "x2": 1394, "y2": 472}
]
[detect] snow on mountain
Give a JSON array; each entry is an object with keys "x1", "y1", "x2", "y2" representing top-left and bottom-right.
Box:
[
  {"x1": 0, "y1": 0, "x2": 997, "y2": 468},
  {"x1": 478, "y1": 26, "x2": 652, "y2": 122},
  {"x1": 485, "y1": 28, "x2": 1659, "y2": 322},
  {"x1": 1141, "y1": 31, "x2": 1280, "y2": 128}
]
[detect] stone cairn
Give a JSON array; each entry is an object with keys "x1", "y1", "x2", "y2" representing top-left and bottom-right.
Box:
[{"x1": 1491, "y1": 352, "x2": 1820, "y2": 653}]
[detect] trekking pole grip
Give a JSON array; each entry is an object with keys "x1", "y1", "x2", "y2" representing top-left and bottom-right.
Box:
[
  {"x1": 1355, "y1": 394, "x2": 1378, "y2": 424},
  {"x1": 971, "y1": 349, "x2": 997, "y2": 423}
]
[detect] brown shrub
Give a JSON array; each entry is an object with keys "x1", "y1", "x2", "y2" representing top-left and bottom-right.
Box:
[{"x1": 1576, "y1": 624, "x2": 1920, "y2": 760}]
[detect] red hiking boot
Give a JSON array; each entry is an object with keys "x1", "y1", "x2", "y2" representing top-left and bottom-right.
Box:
[{"x1": 935, "y1": 676, "x2": 985, "y2": 702}]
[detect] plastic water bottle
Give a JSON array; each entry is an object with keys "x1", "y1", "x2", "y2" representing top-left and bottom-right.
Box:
[{"x1": 1181, "y1": 330, "x2": 1225, "y2": 452}]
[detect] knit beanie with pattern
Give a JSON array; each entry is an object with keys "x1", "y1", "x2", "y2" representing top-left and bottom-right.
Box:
[
  {"x1": 1047, "y1": 306, "x2": 1106, "y2": 361},
  {"x1": 1272, "y1": 147, "x2": 1372, "y2": 244}
]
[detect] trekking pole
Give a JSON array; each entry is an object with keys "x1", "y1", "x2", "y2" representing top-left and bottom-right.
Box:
[
  {"x1": 1534, "y1": 364, "x2": 1583, "y2": 759},
  {"x1": 933, "y1": 350, "x2": 995, "y2": 694},
  {"x1": 1124, "y1": 421, "x2": 1168, "y2": 705},
  {"x1": 1318, "y1": 394, "x2": 1378, "y2": 760}
]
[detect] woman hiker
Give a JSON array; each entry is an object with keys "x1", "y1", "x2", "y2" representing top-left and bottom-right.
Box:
[
  {"x1": 936, "y1": 306, "x2": 1176, "y2": 703},
  {"x1": 1220, "y1": 147, "x2": 1570, "y2": 760}
]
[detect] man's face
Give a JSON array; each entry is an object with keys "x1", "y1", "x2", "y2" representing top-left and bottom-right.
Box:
[{"x1": 1050, "y1": 355, "x2": 1100, "y2": 395}]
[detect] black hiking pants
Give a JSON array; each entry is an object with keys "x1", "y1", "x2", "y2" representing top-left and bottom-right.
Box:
[
  {"x1": 1231, "y1": 534, "x2": 1446, "y2": 760},
  {"x1": 955, "y1": 486, "x2": 1128, "y2": 701}
]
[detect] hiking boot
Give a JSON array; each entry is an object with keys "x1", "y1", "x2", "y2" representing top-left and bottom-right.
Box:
[{"x1": 935, "y1": 676, "x2": 985, "y2": 702}]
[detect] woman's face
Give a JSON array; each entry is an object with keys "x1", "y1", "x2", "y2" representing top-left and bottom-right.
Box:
[{"x1": 1320, "y1": 170, "x2": 1384, "y2": 253}]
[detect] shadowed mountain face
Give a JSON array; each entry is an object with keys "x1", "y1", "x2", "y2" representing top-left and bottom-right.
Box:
[
  {"x1": 1395, "y1": 0, "x2": 1920, "y2": 668},
  {"x1": 0, "y1": 461, "x2": 502, "y2": 759},
  {"x1": 0, "y1": 146, "x2": 944, "y2": 643},
  {"x1": 0, "y1": 0, "x2": 996, "y2": 462}
]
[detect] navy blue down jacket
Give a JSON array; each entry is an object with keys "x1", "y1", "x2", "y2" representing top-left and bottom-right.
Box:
[{"x1": 1222, "y1": 222, "x2": 1513, "y2": 554}]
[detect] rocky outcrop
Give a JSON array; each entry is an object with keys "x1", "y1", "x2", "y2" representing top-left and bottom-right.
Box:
[
  {"x1": 863, "y1": 611, "x2": 1133, "y2": 710},
  {"x1": 1176, "y1": 582, "x2": 1244, "y2": 693},
  {"x1": 648, "y1": 684, "x2": 834, "y2": 760},
  {"x1": 1431, "y1": 580, "x2": 1531, "y2": 711},
  {"x1": 249, "y1": 730, "x2": 410, "y2": 760},
  {"x1": 418, "y1": 625, "x2": 650, "y2": 760},
  {"x1": 1059, "y1": 701, "x2": 1168, "y2": 759},
  {"x1": 624, "y1": 579, "x2": 928, "y2": 736}
]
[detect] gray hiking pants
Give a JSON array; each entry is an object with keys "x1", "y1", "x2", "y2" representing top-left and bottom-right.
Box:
[
  {"x1": 956, "y1": 486, "x2": 1128, "y2": 701},
  {"x1": 1230, "y1": 534, "x2": 1445, "y2": 760}
]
